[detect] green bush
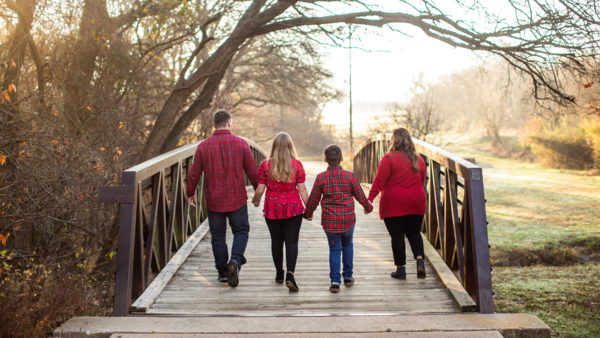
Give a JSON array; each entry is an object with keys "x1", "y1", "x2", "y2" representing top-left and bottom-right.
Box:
[
  {"x1": 528, "y1": 119, "x2": 595, "y2": 170},
  {"x1": 581, "y1": 117, "x2": 600, "y2": 167}
]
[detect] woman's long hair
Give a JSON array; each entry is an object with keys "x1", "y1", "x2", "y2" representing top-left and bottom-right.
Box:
[
  {"x1": 268, "y1": 132, "x2": 298, "y2": 182},
  {"x1": 388, "y1": 128, "x2": 421, "y2": 173}
]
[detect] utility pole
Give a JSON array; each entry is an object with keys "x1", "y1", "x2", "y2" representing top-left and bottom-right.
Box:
[{"x1": 349, "y1": 28, "x2": 353, "y2": 156}]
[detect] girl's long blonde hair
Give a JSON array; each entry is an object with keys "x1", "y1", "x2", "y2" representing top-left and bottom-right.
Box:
[
  {"x1": 268, "y1": 132, "x2": 298, "y2": 182},
  {"x1": 388, "y1": 128, "x2": 421, "y2": 173}
]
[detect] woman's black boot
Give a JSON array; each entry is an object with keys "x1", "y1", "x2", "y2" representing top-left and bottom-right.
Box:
[
  {"x1": 286, "y1": 272, "x2": 299, "y2": 292},
  {"x1": 275, "y1": 270, "x2": 284, "y2": 284},
  {"x1": 391, "y1": 266, "x2": 406, "y2": 280},
  {"x1": 417, "y1": 258, "x2": 426, "y2": 279}
]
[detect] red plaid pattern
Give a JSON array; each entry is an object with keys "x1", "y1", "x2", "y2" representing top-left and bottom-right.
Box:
[
  {"x1": 304, "y1": 165, "x2": 373, "y2": 233},
  {"x1": 186, "y1": 130, "x2": 259, "y2": 212}
]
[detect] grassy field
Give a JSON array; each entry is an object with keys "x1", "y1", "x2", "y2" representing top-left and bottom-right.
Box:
[
  {"x1": 493, "y1": 265, "x2": 600, "y2": 338},
  {"x1": 450, "y1": 147, "x2": 600, "y2": 249},
  {"x1": 448, "y1": 146, "x2": 600, "y2": 337}
]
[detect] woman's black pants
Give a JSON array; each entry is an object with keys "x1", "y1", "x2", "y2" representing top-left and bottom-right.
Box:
[
  {"x1": 265, "y1": 215, "x2": 303, "y2": 273},
  {"x1": 383, "y1": 214, "x2": 425, "y2": 266}
]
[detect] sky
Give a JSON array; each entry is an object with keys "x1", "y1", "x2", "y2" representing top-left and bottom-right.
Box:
[
  {"x1": 320, "y1": 32, "x2": 481, "y2": 134},
  {"x1": 315, "y1": 0, "x2": 516, "y2": 134}
]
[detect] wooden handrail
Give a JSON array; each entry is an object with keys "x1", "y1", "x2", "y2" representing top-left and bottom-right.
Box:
[
  {"x1": 353, "y1": 133, "x2": 493, "y2": 314},
  {"x1": 106, "y1": 138, "x2": 268, "y2": 316}
]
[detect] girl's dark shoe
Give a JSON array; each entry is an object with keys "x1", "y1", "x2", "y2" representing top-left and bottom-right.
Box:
[
  {"x1": 276, "y1": 270, "x2": 284, "y2": 284},
  {"x1": 285, "y1": 272, "x2": 299, "y2": 292},
  {"x1": 218, "y1": 271, "x2": 228, "y2": 283},
  {"x1": 417, "y1": 258, "x2": 426, "y2": 279},
  {"x1": 391, "y1": 266, "x2": 406, "y2": 280}
]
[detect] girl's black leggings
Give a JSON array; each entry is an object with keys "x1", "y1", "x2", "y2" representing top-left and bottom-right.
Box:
[
  {"x1": 265, "y1": 215, "x2": 303, "y2": 273},
  {"x1": 383, "y1": 214, "x2": 425, "y2": 266}
]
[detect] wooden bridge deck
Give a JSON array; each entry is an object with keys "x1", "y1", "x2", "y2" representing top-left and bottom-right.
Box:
[{"x1": 139, "y1": 162, "x2": 460, "y2": 316}]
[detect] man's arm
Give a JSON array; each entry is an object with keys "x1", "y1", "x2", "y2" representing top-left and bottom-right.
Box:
[
  {"x1": 350, "y1": 173, "x2": 373, "y2": 214},
  {"x1": 242, "y1": 143, "x2": 259, "y2": 190},
  {"x1": 304, "y1": 176, "x2": 322, "y2": 220},
  {"x1": 186, "y1": 146, "x2": 203, "y2": 206}
]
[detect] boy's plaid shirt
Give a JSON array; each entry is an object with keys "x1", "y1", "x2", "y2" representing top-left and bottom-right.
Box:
[
  {"x1": 186, "y1": 129, "x2": 258, "y2": 213},
  {"x1": 304, "y1": 165, "x2": 373, "y2": 233}
]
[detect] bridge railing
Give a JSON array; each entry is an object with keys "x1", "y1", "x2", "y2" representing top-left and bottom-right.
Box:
[
  {"x1": 353, "y1": 133, "x2": 493, "y2": 314},
  {"x1": 104, "y1": 138, "x2": 267, "y2": 316}
]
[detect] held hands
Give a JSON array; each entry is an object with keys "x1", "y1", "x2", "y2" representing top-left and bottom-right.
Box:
[
  {"x1": 303, "y1": 213, "x2": 313, "y2": 221},
  {"x1": 252, "y1": 194, "x2": 260, "y2": 207},
  {"x1": 187, "y1": 195, "x2": 197, "y2": 207},
  {"x1": 364, "y1": 201, "x2": 374, "y2": 214}
]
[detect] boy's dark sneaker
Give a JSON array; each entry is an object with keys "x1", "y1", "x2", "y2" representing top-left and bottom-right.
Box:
[
  {"x1": 285, "y1": 272, "x2": 299, "y2": 292},
  {"x1": 391, "y1": 266, "x2": 406, "y2": 280},
  {"x1": 330, "y1": 283, "x2": 340, "y2": 293},
  {"x1": 276, "y1": 270, "x2": 284, "y2": 284},
  {"x1": 417, "y1": 258, "x2": 426, "y2": 279},
  {"x1": 227, "y1": 261, "x2": 240, "y2": 287},
  {"x1": 218, "y1": 271, "x2": 228, "y2": 283},
  {"x1": 343, "y1": 277, "x2": 354, "y2": 286}
]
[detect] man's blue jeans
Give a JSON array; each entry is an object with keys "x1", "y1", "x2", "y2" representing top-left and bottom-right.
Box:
[
  {"x1": 324, "y1": 224, "x2": 355, "y2": 284},
  {"x1": 207, "y1": 204, "x2": 250, "y2": 272}
]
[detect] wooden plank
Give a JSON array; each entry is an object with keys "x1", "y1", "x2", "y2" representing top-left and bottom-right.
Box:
[
  {"x1": 421, "y1": 233, "x2": 477, "y2": 312},
  {"x1": 158, "y1": 288, "x2": 451, "y2": 296},
  {"x1": 130, "y1": 219, "x2": 210, "y2": 313},
  {"x1": 150, "y1": 299, "x2": 458, "y2": 310},
  {"x1": 144, "y1": 308, "x2": 460, "y2": 316}
]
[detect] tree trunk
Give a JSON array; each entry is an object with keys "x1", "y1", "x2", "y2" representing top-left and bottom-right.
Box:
[
  {"x1": 139, "y1": 0, "x2": 295, "y2": 161},
  {"x1": 2, "y1": 0, "x2": 36, "y2": 100},
  {"x1": 63, "y1": 0, "x2": 111, "y2": 135},
  {"x1": 159, "y1": 67, "x2": 229, "y2": 154},
  {"x1": 27, "y1": 34, "x2": 45, "y2": 108}
]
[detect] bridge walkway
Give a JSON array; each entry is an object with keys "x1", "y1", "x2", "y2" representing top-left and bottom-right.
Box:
[{"x1": 139, "y1": 161, "x2": 459, "y2": 316}]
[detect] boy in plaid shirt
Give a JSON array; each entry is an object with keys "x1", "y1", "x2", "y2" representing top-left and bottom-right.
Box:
[{"x1": 304, "y1": 145, "x2": 373, "y2": 293}]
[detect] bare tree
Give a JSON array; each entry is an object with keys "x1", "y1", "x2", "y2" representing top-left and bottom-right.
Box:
[
  {"x1": 162, "y1": 33, "x2": 340, "y2": 152},
  {"x1": 434, "y1": 63, "x2": 532, "y2": 154},
  {"x1": 138, "y1": 0, "x2": 600, "y2": 160},
  {"x1": 1, "y1": 0, "x2": 43, "y2": 104},
  {"x1": 366, "y1": 75, "x2": 445, "y2": 145}
]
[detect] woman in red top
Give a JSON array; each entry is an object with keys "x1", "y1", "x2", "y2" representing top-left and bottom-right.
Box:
[
  {"x1": 368, "y1": 128, "x2": 427, "y2": 280},
  {"x1": 252, "y1": 132, "x2": 309, "y2": 291}
]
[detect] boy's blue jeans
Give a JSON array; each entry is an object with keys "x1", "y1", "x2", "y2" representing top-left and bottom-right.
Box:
[{"x1": 324, "y1": 224, "x2": 355, "y2": 284}]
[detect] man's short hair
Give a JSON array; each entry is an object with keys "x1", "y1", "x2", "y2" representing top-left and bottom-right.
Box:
[
  {"x1": 213, "y1": 109, "x2": 232, "y2": 128},
  {"x1": 324, "y1": 144, "x2": 342, "y2": 166}
]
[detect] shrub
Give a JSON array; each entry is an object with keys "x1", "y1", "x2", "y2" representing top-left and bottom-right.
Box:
[
  {"x1": 0, "y1": 252, "x2": 110, "y2": 338},
  {"x1": 528, "y1": 118, "x2": 594, "y2": 169},
  {"x1": 490, "y1": 244, "x2": 581, "y2": 267},
  {"x1": 580, "y1": 117, "x2": 600, "y2": 168}
]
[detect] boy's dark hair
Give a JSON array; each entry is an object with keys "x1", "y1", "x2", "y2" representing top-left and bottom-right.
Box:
[
  {"x1": 213, "y1": 109, "x2": 232, "y2": 128},
  {"x1": 324, "y1": 144, "x2": 342, "y2": 166}
]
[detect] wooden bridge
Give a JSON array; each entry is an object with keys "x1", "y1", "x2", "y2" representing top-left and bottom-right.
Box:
[
  {"x1": 57, "y1": 133, "x2": 550, "y2": 337},
  {"x1": 107, "y1": 133, "x2": 491, "y2": 317}
]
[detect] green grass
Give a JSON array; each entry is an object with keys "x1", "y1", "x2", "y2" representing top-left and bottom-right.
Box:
[
  {"x1": 448, "y1": 146, "x2": 600, "y2": 250},
  {"x1": 445, "y1": 145, "x2": 600, "y2": 336},
  {"x1": 493, "y1": 265, "x2": 600, "y2": 338}
]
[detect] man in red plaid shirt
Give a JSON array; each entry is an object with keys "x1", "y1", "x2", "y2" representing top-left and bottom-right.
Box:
[
  {"x1": 186, "y1": 110, "x2": 258, "y2": 287},
  {"x1": 304, "y1": 144, "x2": 373, "y2": 293}
]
